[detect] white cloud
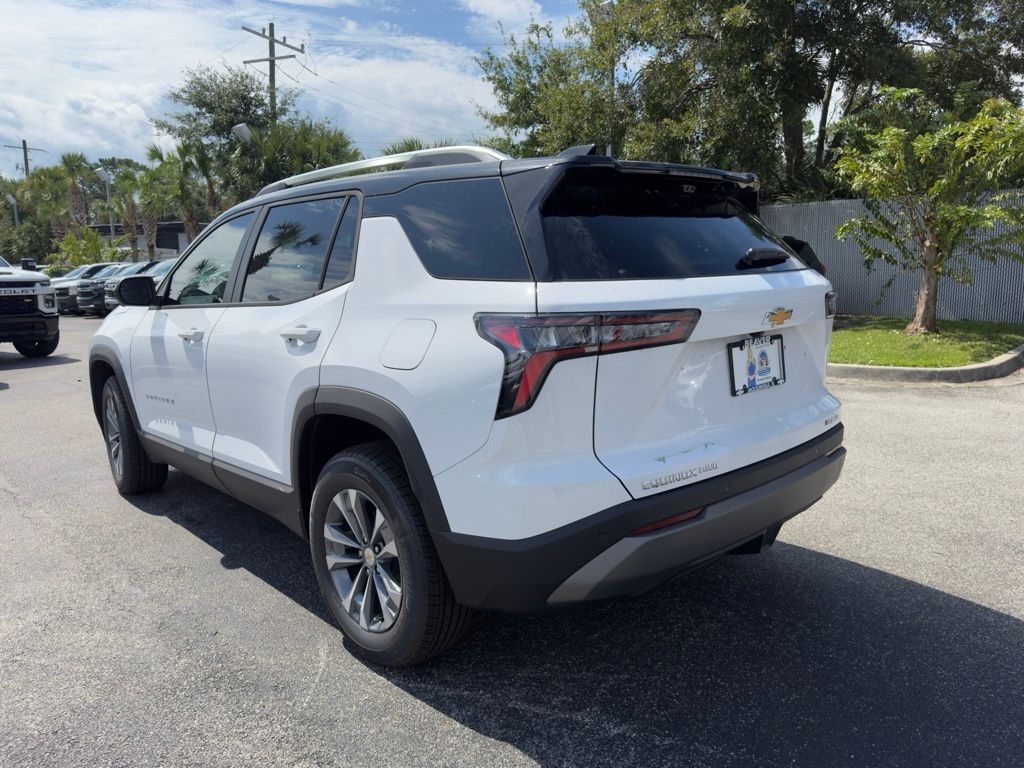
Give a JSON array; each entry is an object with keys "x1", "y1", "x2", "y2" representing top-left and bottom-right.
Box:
[
  {"x1": 0, "y1": 0, "x2": 503, "y2": 177},
  {"x1": 460, "y1": 0, "x2": 543, "y2": 30}
]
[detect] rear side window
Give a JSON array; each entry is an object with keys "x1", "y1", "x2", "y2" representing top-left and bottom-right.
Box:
[
  {"x1": 241, "y1": 197, "x2": 346, "y2": 303},
  {"x1": 321, "y1": 198, "x2": 360, "y2": 290},
  {"x1": 371, "y1": 178, "x2": 531, "y2": 280},
  {"x1": 540, "y1": 168, "x2": 803, "y2": 280}
]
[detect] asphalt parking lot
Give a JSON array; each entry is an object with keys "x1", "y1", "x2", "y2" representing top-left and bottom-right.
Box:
[{"x1": 1, "y1": 316, "x2": 1022, "y2": 767}]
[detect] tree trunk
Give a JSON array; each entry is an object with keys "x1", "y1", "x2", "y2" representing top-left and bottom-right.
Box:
[
  {"x1": 815, "y1": 55, "x2": 836, "y2": 167},
  {"x1": 782, "y1": 106, "x2": 805, "y2": 181},
  {"x1": 905, "y1": 242, "x2": 940, "y2": 334}
]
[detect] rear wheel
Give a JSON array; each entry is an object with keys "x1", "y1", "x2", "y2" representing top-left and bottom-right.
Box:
[
  {"x1": 310, "y1": 442, "x2": 472, "y2": 667},
  {"x1": 14, "y1": 331, "x2": 59, "y2": 358},
  {"x1": 101, "y1": 376, "x2": 168, "y2": 494}
]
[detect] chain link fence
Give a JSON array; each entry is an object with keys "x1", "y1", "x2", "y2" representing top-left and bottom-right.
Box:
[{"x1": 760, "y1": 195, "x2": 1024, "y2": 324}]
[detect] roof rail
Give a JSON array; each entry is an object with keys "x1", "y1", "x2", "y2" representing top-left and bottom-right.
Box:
[{"x1": 258, "y1": 145, "x2": 509, "y2": 196}]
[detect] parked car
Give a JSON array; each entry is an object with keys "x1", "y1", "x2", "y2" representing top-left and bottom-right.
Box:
[
  {"x1": 104, "y1": 260, "x2": 173, "y2": 313},
  {"x1": 54, "y1": 262, "x2": 117, "y2": 314},
  {"x1": 89, "y1": 145, "x2": 845, "y2": 667},
  {"x1": 0, "y1": 255, "x2": 59, "y2": 357},
  {"x1": 75, "y1": 263, "x2": 136, "y2": 316}
]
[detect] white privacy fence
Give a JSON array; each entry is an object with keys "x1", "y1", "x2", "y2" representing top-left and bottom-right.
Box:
[{"x1": 760, "y1": 195, "x2": 1024, "y2": 324}]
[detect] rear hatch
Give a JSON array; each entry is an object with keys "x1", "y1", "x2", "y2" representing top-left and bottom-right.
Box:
[{"x1": 507, "y1": 162, "x2": 841, "y2": 499}]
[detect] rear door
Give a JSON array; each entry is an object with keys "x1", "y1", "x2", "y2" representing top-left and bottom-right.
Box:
[
  {"x1": 130, "y1": 211, "x2": 255, "y2": 456},
  {"x1": 206, "y1": 193, "x2": 358, "y2": 488},
  {"x1": 527, "y1": 165, "x2": 841, "y2": 498}
]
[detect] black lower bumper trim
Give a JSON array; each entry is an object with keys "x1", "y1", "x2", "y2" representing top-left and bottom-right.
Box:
[
  {"x1": 0, "y1": 313, "x2": 59, "y2": 342},
  {"x1": 433, "y1": 425, "x2": 844, "y2": 613}
]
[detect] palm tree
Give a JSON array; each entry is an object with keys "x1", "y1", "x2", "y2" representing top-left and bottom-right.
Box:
[
  {"x1": 58, "y1": 152, "x2": 91, "y2": 231},
  {"x1": 112, "y1": 171, "x2": 142, "y2": 261},
  {"x1": 379, "y1": 137, "x2": 457, "y2": 155},
  {"x1": 21, "y1": 166, "x2": 71, "y2": 242},
  {"x1": 136, "y1": 167, "x2": 166, "y2": 260},
  {"x1": 148, "y1": 143, "x2": 203, "y2": 244}
]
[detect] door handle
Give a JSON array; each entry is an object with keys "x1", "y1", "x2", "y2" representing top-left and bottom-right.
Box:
[
  {"x1": 177, "y1": 328, "x2": 204, "y2": 343},
  {"x1": 280, "y1": 325, "x2": 321, "y2": 344}
]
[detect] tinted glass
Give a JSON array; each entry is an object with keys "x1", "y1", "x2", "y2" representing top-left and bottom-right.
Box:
[
  {"x1": 242, "y1": 197, "x2": 345, "y2": 303},
  {"x1": 150, "y1": 260, "x2": 174, "y2": 277},
  {"x1": 322, "y1": 198, "x2": 359, "y2": 289},
  {"x1": 61, "y1": 265, "x2": 87, "y2": 278},
  {"x1": 0, "y1": 257, "x2": 9, "y2": 268},
  {"x1": 540, "y1": 168, "x2": 803, "y2": 280},
  {"x1": 118, "y1": 261, "x2": 153, "y2": 276},
  {"x1": 373, "y1": 178, "x2": 530, "y2": 280},
  {"x1": 83, "y1": 264, "x2": 112, "y2": 278},
  {"x1": 166, "y1": 213, "x2": 252, "y2": 305}
]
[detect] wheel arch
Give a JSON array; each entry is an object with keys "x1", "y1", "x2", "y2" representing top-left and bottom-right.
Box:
[
  {"x1": 88, "y1": 347, "x2": 140, "y2": 433},
  {"x1": 292, "y1": 386, "x2": 451, "y2": 539}
]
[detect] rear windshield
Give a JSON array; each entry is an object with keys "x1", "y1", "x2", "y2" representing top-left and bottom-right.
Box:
[{"x1": 540, "y1": 168, "x2": 804, "y2": 280}]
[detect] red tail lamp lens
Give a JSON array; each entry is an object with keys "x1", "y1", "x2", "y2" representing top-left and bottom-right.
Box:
[{"x1": 476, "y1": 309, "x2": 701, "y2": 418}]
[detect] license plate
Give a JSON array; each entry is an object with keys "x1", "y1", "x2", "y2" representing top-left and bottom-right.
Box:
[
  {"x1": 728, "y1": 334, "x2": 786, "y2": 396},
  {"x1": 69, "y1": 287, "x2": 78, "y2": 295}
]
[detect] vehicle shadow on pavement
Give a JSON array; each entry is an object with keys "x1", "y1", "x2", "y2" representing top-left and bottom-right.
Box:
[
  {"x1": 131, "y1": 471, "x2": 1024, "y2": 768},
  {"x1": 0, "y1": 352, "x2": 80, "y2": 369}
]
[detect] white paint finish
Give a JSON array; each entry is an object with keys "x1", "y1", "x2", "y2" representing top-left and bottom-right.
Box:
[
  {"x1": 380, "y1": 319, "x2": 437, "y2": 370},
  {"x1": 128, "y1": 307, "x2": 226, "y2": 455},
  {"x1": 206, "y1": 287, "x2": 350, "y2": 485},
  {"x1": 537, "y1": 270, "x2": 841, "y2": 499},
  {"x1": 433, "y1": 360, "x2": 630, "y2": 539},
  {"x1": 320, "y1": 217, "x2": 536, "y2": 475}
]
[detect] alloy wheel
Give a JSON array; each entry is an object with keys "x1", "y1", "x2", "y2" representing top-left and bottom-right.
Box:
[
  {"x1": 323, "y1": 488, "x2": 403, "y2": 632},
  {"x1": 104, "y1": 394, "x2": 123, "y2": 480}
]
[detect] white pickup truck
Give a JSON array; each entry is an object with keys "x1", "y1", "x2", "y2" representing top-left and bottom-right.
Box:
[{"x1": 0, "y1": 257, "x2": 60, "y2": 358}]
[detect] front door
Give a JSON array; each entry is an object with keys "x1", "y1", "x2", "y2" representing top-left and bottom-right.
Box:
[{"x1": 130, "y1": 211, "x2": 255, "y2": 456}]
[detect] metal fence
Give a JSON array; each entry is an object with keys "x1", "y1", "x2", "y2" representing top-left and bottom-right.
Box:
[{"x1": 760, "y1": 195, "x2": 1024, "y2": 324}]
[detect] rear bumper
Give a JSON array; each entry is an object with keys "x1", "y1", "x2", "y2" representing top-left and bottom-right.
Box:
[
  {"x1": 0, "y1": 313, "x2": 59, "y2": 343},
  {"x1": 433, "y1": 424, "x2": 844, "y2": 613}
]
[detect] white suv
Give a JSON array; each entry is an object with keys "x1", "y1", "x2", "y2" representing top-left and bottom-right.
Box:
[{"x1": 89, "y1": 146, "x2": 845, "y2": 667}]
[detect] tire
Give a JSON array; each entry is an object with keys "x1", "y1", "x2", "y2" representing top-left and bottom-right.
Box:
[
  {"x1": 14, "y1": 331, "x2": 59, "y2": 358},
  {"x1": 100, "y1": 376, "x2": 168, "y2": 495},
  {"x1": 310, "y1": 442, "x2": 472, "y2": 667}
]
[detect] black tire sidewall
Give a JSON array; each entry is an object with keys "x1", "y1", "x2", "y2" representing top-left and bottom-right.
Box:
[{"x1": 310, "y1": 457, "x2": 429, "y2": 662}]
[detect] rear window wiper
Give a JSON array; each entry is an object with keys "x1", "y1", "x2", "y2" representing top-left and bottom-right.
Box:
[{"x1": 736, "y1": 248, "x2": 790, "y2": 270}]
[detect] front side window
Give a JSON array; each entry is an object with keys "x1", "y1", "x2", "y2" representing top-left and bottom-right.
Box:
[
  {"x1": 241, "y1": 197, "x2": 346, "y2": 303},
  {"x1": 165, "y1": 213, "x2": 253, "y2": 305}
]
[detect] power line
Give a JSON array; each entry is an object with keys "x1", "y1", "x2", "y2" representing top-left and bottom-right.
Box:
[
  {"x1": 241, "y1": 23, "x2": 305, "y2": 122},
  {"x1": 290, "y1": 59, "x2": 464, "y2": 135}
]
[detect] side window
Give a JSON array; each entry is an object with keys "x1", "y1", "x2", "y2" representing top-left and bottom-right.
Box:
[
  {"x1": 321, "y1": 198, "x2": 360, "y2": 290},
  {"x1": 166, "y1": 213, "x2": 253, "y2": 305},
  {"x1": 368, "y1": 178, "x2": 531, "y2": 280},
  {"x1": 241, "y1": 197, "x2": 345, "y2": 303}
]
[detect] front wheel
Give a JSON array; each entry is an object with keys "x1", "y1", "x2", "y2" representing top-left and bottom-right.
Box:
[
  {"x1": 14, "y1": 331, "x2": 59, "y2": 358},
  {"x1": 101, "y1": 376, "x2": 168, "y2": 494},
  {"x1": 310, "y1": 443, "x2": 472, "y2": 667}
]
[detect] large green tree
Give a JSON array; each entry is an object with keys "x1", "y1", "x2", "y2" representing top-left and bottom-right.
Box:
[
  {"x1": 477, "y1": 0, "x2": 1024, "y2": 193},
  {"x1": 836, "y1": 89, "x2": 1024, "y2": 334}
]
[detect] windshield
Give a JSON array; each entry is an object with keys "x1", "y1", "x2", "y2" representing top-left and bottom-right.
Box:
[
  {"x1": 0, "y1": 256, "x2": 10, "y2": 268},
  {"x1": 149, "y1": 260, "x2": 174, "y2": 277},
  {"x1": 90, "y1": 265, "x2": 121, "y2": 279},
  {"x1": 120, "y1": 261, "x2": 155, "y2": 276},
  {"x1": 59, "y1": 265, "x2": 88, "y2": 279}
]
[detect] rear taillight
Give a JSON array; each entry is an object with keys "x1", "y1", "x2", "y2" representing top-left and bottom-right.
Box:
[
  {"x1": 825, "y1": 290, "x2": 837, "y2": 318},
  {"x1": 476, "y1": 310, "x2": 701, "y2": 418}
]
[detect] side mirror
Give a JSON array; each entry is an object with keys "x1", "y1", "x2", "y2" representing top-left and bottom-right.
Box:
[
  {"x1": 117, "y1": 275, "x2": 156, "y2": 307},
  {"x1": 20, "y1": 258, "x2": 37, "y2": 271}
]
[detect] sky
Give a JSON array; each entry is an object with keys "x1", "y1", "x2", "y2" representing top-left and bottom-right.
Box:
[{"x1": 0, "y1": 0, "x2": 583, "y2": 178}]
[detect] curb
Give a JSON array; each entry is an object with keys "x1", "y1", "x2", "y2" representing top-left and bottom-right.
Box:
[{"x1": 827, "y1": 342, "x2": 1024, "y2": 383}]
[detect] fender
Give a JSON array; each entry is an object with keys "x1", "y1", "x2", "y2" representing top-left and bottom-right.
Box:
[
  {"x1": 293, "y1": 386, "x2": 451, "y2": 536},
  {"x1": 88, "y1": 346, "x2": 140, "y2": 433}
]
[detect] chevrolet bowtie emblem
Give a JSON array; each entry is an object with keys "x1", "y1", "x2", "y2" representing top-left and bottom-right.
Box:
[{"x1": 764, "y1": 307, "x2": 793, "y2": 327}]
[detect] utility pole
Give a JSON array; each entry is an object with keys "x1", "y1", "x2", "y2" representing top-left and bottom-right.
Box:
[
  {"x1": 2, "y1": 139, "x2": 47, "y2": 178},
  {"x1": 242, "y1": 22, "x2": 305, "y2": 123}
]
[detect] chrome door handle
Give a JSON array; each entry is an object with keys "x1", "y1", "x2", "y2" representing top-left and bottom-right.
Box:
[
  {"x1": 280, "y1": 325, "x2": 321, "y2": 344},
  {"x1": 177, "y1": 328, "x2": 204, "y2": 343}
]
